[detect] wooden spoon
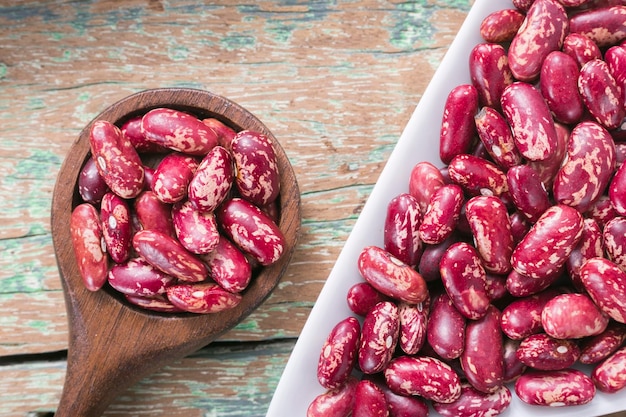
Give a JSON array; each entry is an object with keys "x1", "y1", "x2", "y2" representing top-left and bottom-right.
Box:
[{"x1": 50, "y1": 88, "x2": 301, "y2": 416}]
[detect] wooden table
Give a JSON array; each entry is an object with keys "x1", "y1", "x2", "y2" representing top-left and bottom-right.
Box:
[{"x1": 0, "y1": 1, "x2": 473, "y2": 415}]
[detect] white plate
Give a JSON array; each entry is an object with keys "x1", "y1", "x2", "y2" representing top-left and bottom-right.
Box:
[{"x1": 267, "y1": 1, "x2": 626, "y2": 416}]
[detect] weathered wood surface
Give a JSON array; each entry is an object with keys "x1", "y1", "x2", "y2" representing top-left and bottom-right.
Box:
[{"x1": 0, "y1": 0, "x2": 473, "y2": 415}]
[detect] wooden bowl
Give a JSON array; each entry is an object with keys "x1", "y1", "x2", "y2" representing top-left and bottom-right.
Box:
[{"x1": 50, "y1": 88, "x2": 301, "y2": 416}]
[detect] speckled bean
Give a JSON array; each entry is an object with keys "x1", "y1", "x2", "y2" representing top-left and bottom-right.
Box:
[
  {"x1": 357, "y1": 245, "x2": 428, "y2": 305},
  {"x1": 353, "y1": 380, "x2": 388, "y2": 417},
  {"x1": 506, "y1": 165, "x2": 550, "y2": 223},
  {"x1": 188, "y1": 145, "x2": 234, "y2": 213},
  {"x1": 426, "y1": 292, "x2": 466, "y2": 360},
  {"x1": 200, "y1": 237, "x2": 252, "y2": 294},
  {"x1": 100, "y1": 192, "x2": 132, "y2": 264},
  {"x1": 511, "y1": 204, "x2": 584, "y2": 280},
  {"x1": 515, "y1": 369, "x2": 595, "y2": 406},
  {"x1": 439, "y1": 84, "x2": 478, "y2": 164},
  {"x1": 447, "y1": 154, "x2": 508, "y2": 197},
  {"x1": 166, "y1": 281, "x2": 242, "y2": 313},
  {"x1": 569, "y1": 5, "x2": 626, "y2": 47},
  {"x1": 592, "y1": 345, "x2": 626, "y2": 393},
  {"x1": 542, "y1": 292, "x2": 609, "y2": 339},
  {"x1": 384, "y1": 355, "x2": 462, "y2": 403},
  {"x1": 580, "y1": 257, "x2": 626, "y2": 323},
  {"x1": 408, "y1": 161, "x2": 446, "y2": 213},
  {"x1": 465, "y1": 195, "x2": 514, "y2": 275},
  {"x1": 516, "y1": 333, "x2": 580, "y2": 370},
  {"x1": 418, "y1": 184, "x2": 463, "y2": 245},
  {"x1": 70, "y1": 203, "x2": 108, "y2": 291},
  {"x1": 358, "y1": 301, "x2": 399, "y2": 374},
  {"x1": 501, "y1": 82, "x2": 559, "y2": 162},
  {"x1": 580, "y1": 322, "x2": 626, "y2": 364},
  {"x1": 474, "y1": 106, "x2": 521, "y2": 170},
  {"x1": 141, "y1": 107, "x2": 219, "y2": 155},
  {"x1": 433, "y1": 384, "x2": 512, "y2": 417},
  {"x1": 469, "y1": 43, "x2": 513, "y2": 110},
  {"x1": 217, "y1": 197, "x2": 286, "y2": 266},
  {"x1": 384, "y1": 193, "x2": 423, "y2": 267},
  {"x1": 107, "y1": 257, "x2": 175, "y2": 297},
  {"x1": 578, "y1": 59, "x2": 625, "y2": 130},
  {"x1": 152, "y1": 152, "x2": 199, "y2": 204},
  {"x1": 307, "y1": 377, "x2": 358, "y2": 417},
  {"x1": 134, "y1": 190, "x2": 175, "y2": 236},
  {"x1": 172, "y1": 200, "x2": 220, "y2": 255},
  {"x1": 132, "y1": 229, "x2": 208, "y2": 282},
  {"x1": 461, "y1": 305, "x2": 504, "y2": 394},
  {"x1": 508, "y1": 0, "x2": 569, "y2": 82},
  {"x1": 317, "y1": 316, "x2": 360, "y2": 390},
  {"x1": 89, "y1": 120, "x2": 145, "y2": 199},
  {"x1": 439, "y1": 242, "x2": 490, "y2": 320},
  {"x1": 501, "y1": 288, "x2": 561, "y2": 340},
  {"x1": 562, "y1": 32, "x2": 603, "y2": 67},
  {"x1": 398, "y1": 300, "x2": 429, "y2": 355},
  {"x1": 231, "y1": 130, "x2": 280, "y2": 206},
  {"x1": 540, "y1": 51, "x2": 584, "y2": 124},
  {"x1": 603, "y1": 216, "x2": 626, "y2": 270}
]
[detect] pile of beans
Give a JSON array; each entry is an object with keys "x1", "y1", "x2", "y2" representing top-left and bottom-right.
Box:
[
  {"x1": 308, "y1": 0, "x2": 626, "y2": 415},
  {"x1": 70, "y1": 107, "x2": 286, "y2": 314}
]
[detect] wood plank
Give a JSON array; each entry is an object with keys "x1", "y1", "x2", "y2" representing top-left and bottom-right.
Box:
[{"x1": 0, "y1": 340, "x2": 294, "y2": 417}]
